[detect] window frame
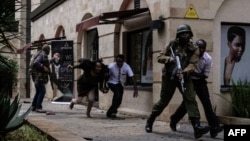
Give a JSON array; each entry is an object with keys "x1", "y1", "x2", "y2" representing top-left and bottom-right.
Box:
[{"x1": 124, "y1": 28, "x2": 153, "y2": 87}]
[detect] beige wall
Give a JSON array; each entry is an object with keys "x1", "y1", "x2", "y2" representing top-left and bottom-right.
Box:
[
  {"x1": 21, "y1": 0, "x2": 250, "y2": 122},
  {"x1": 16, "y1": 0, "x2": 29, "y2": 98},
  {"x1": 213, "y1": 0, "x2": 250, "y2": 116}
]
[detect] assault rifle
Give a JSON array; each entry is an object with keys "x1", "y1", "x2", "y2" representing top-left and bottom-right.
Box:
[{"x1": 169, "y1": 47, "x2": 186, "y2": 93}]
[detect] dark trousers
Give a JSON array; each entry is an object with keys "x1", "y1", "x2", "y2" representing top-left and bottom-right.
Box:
[
  {"x1": 107, "y1": 83, "x2": 124, "y2": 115},
  {"x1": 151, "y1": 74, "x2": 200, "y2": 119},
  {"x1": 171, "y1": 78, "x2": 220, "y2": 127},
  {"x1": 32, "y1": 81, "x2": 46, "y2": 110}
]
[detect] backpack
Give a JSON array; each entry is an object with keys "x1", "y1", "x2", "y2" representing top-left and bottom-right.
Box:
[
  {"x1": 29, "y1": 50, "x2": 42, "y2": 74},
  {"x1": 29, "y1": 51, "x2": 50, "y2": 83}
]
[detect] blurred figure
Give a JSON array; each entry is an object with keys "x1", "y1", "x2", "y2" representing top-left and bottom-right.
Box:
[
  {"x1": 50, "y1": 49, "x2": 63, "y2": 99},
  {"x1": 106, "y1": 54, "x2": 138, "y2": 118},
  {"x1": 31, "y1": 44, "x2": 51, "y2": 113},
  {"x1": 68, "y1": 59, "x2": 109, "y2": 118}
]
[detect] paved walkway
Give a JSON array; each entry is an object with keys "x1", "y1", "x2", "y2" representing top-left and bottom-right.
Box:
[{"x1": 20, "y1": 99, "x2": 224, "y2": 141}]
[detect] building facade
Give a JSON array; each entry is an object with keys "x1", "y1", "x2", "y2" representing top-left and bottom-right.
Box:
[{"x1": 16, "y1": 0, "x2": 250, "y2": 122}]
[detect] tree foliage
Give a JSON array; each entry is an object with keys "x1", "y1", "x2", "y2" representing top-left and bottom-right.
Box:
[
  {"x1": 0, "y1": 0, "x2": 23, "y2": 51},
  {"x1": 0, "y1": 54, "x2": 18, "y2": 95},
  {"x1": 0, "y1": 0, "x2": 22, "y2": 95}
]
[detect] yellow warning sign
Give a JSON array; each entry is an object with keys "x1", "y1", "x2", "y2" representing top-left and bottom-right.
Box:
[{"x1": 185, "y1": 4, "x2": 199, "y2": 19}]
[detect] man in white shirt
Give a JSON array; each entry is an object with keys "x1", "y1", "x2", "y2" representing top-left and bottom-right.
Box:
[{"x1": 106, "y1": 54, "x2": 138, "y2": 118}]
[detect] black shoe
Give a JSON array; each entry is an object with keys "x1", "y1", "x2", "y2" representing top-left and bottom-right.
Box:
[
  {"x1": 107, "y1": 113, "x2": 116, "y2": 118},
  {"x1": 31, "y1": 106, "x2": 36, "y2": 111},
  {"x1": 106, "y1": 112, "x2": 111, "y2": 117},
  {"x1": 210, "y1": 125, "x2": 224, "y2": 138},
  {"x1": 36, "y1": 109, "x2": 46, "y2": 113},
  {"x1": 145, "y1": 117, "x2": 155, "y2": 133},
  {"x1": 145, "y1": 124, "x2": 152, "y2": 133},
  {"x1": 170, "y1": 120, "x2": 177, "y2": 131},
  {"x1": 194, "y1": 126, "x2": 210, "y2": 139},
  {"x1": 69, "y1": 102, "x2": 74, "y2": 110}
]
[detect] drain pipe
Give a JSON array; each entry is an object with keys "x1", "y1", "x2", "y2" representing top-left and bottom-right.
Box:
[{"x1": 26, "y1": 0, "x2": 31, "y2": 97}]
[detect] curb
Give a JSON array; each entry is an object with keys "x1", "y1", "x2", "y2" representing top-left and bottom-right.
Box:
[{"x1": 27, "y1": 116, "x2": 87, "y2": 141}]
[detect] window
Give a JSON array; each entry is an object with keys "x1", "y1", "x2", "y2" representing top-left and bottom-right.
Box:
[
  {"x1": 126, "y1": 28, "x2": 153, "y2": 86},
  {"x1": 86, "y1": 28, "x2": 98, "y2": 60},
  {"x1": 86, "y1": 28, "x2": 99, "y2": 101}
]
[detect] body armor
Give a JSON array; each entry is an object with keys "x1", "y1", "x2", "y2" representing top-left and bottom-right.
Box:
[{"x1": 164, "y1": 40, "x2": 195, "y2": 76}]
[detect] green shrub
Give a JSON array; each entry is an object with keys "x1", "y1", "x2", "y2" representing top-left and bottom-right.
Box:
[
  {"x1": 0, "y1": 94, "x2": 32, "y2": 139},
  {"x1": 0, "y1": 54, "x2": 18, "y2": 96},
  {"x1": 217, "y1": 80, "x2": 250, "y2": 118},
  {"x1": 230, "y1": 80, "x2": 250, "y2": 118},
  {"x1": 4, "y1": 124, "x2": 55, "y2": 141}
]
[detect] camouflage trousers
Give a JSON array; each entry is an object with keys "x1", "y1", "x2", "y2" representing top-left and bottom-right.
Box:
[
  {"x1": 151, "y1": 74, "x2": 200, "y2": 119},
  {"x1": 31, "y1": 72, "x2": 49, "y2": 84}
]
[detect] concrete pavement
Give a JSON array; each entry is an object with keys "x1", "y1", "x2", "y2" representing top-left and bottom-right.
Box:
[{"x1": 20, "y1": 98, "x2": 224, "y2": 141}]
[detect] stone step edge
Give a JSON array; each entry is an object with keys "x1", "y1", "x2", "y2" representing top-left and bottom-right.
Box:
[{"x1": 26, "y1": 116, "x2": 87, "y2": 141}]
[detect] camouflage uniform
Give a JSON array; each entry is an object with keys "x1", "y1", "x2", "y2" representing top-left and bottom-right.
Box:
[
  {"x1": 145, "y1": 24, "x2": 210, "y2": 139},
  {"x1": 153, "y1": 39, "x2": 200, "y2": 118},
  {"x1": 31, "y1": 44, "x2": 50, "y2": 111},
  {"x1": 31, "y1": 50, "x2": 50, "y2": 84}
]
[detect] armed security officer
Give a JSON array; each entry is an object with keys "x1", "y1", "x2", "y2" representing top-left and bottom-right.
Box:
[
  {"x1": 169, "y1": 39, "x2": 224, "y2": 138},
  {"x1": 145, "y1": 24, "x2": 210, "y2": 139}
]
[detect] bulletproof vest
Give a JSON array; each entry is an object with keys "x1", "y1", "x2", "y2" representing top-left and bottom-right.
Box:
[
  {"x1": 31, "y1": 51, "x2": 50, "y2": 83},
  {"x1": 164, "y1": 40, "x2": 196, "y2": 75},
  {"x1": 41, "y1": 51, "x2": 50, "y2": 71}
]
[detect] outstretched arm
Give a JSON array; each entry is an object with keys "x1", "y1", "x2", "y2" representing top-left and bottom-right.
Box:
[
  {"x1": 130, "y1": 76, "x2": 138, "y2": 98},
  {"x1": 99, "y1": 64, "x2": 110, "y2": 93},
  {"x1": 67, "y1": 59, "x2": 92, "y2": 70}
]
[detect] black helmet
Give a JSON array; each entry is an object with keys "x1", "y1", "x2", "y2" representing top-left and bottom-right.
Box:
[{"x1": 176, "y1": 24, "x2": 193, "y2": 37}]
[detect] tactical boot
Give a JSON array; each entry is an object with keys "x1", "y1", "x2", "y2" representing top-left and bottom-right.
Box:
[
  {"x1": 170, "y1": 120, "x2": 177, "y2": 131},
  {"x1": 145, "y1": 114, "x2": 156, "y2": 133},
  {"x1": 210, "y1": 125, "x2": 224, "y2": 138},
  {"x1": 191, "y1": 118, "x2": 210, "y2": 138},
  {"x1": 169, "y1": 101, "x2": 188, "y2": 131},
  {"x1": 170, "y1": 115, "x2": 179, "y2": 131},
  {"x1": 169, "y1": 113, "x2": 183, "y2": 131}
]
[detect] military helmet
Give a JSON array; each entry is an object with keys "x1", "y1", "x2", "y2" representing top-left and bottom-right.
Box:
[{"x1": 176, "y1": 24, "x2": 193, "y2": 37}]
